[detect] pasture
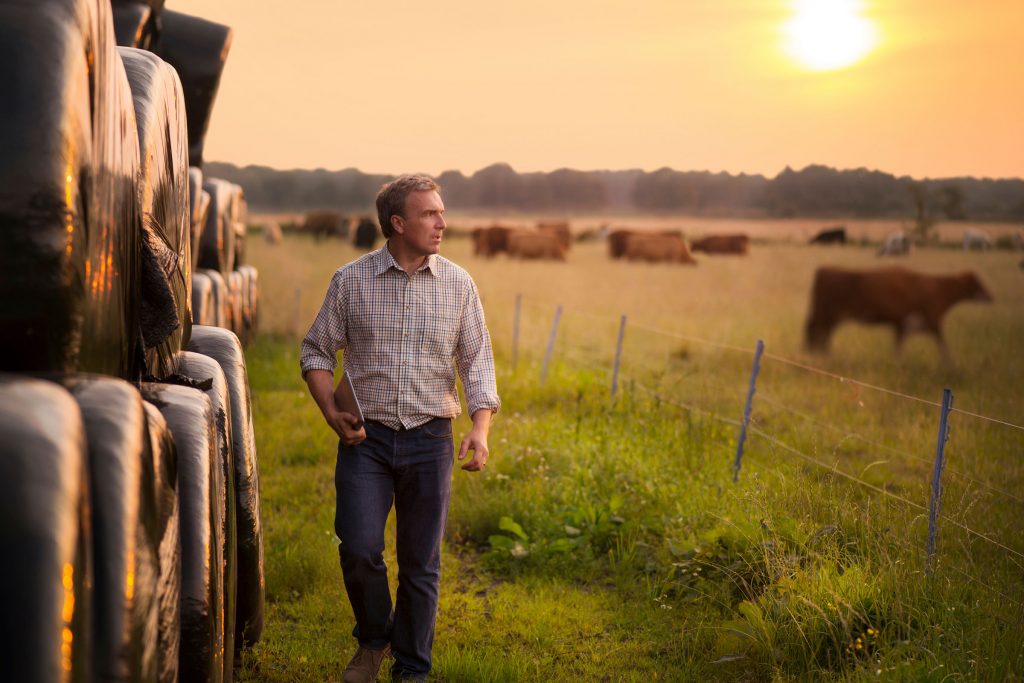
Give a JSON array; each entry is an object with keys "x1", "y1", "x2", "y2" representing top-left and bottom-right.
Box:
[{"x1": 238, "y1": 223, "x2": 1023, "y2": 681}]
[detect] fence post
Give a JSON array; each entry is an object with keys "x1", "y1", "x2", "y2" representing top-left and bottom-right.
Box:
[
  {"x1": 733, "y1": 339, "x2": 765, "y2": 483},
  {"x1": 611, "y1": 314, "x2": 627, "y2": 396},
  {"x1": 540, "y1": 305, "x2": 562, "y2": 384},
  {"x1": 926, "y1": 388, "x2": 954, "y2": 574},
  {"x1": 512, "y1": 293, "x2": 522, "y2": 372}
]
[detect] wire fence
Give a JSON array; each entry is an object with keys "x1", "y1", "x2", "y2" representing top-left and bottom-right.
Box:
[{"x1": 505, "y1": 292, "x2": 1024, "y2": 606}]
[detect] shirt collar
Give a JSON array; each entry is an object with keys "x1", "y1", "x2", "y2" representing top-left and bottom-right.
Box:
[{"x1": 373, "y1": 244, "x2": 437, "y2": 277}]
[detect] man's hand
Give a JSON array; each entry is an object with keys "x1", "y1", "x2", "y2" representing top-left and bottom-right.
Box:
[
  {"x1": 328, "y1": 409, "x2": 366, "y2": 446},
  {"x1": 458, "y1": 409, "x2": 493, "y2": 472}
]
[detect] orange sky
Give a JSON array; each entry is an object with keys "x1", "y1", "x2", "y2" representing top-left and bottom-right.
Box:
[{"x1": 172, "y1": 0, "x2": 1024, "y2": 179}]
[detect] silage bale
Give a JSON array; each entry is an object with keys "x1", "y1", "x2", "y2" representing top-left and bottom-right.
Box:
[
  {"x1": 197, "y1": 268, "x2": 230, "y2": 329},
  {"x1": 236, "y1": 265, "x2": 260, "y2": 345},
  {"x1": 232, "y1": 185, "x2": 248, "y2": 269},
  {"x1": 152, "y1": 10, "x2": 232, "y2": 168},
  {"x1": 111, "y1": 1, "x2": 152, "y2": 48},
  {"x1": 121, "y1": 47, "x2": 193, "y2": 380},
  {"x1": 141, "y1": 402, "x2": 181, "y2": 683},
  {"x1": 0, "y1": 376, "x2": 91, "y2": 681},
  {"x1": 141, "y1": 383, "x2": 225, "y2": 683},
  {"x1": 0, "y1": 0, "x2": 143, "y2": 380},
  {"x1": 198, "y1": 179, "x2": 237, "y2": 276},
  {"x1": 191, "y1": 271, "x2": 216, "y2": 328},
  {"x1": 61, "y1": 375, "x2": 161, "y2": 682},
  {"x1": 188, "y1": 167, "x2": 206, "y2": 267},
  {"x1": 172, "y1": 351, "x2": 237, "y2": 682},
  {"x1": 187, "y1": 325, "x2": 264, "y2": 652},
  {"x1": 226, "y1": 270, "x2": 245, "y2": 337}
]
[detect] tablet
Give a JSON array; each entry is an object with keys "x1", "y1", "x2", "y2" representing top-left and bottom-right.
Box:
[{"x1": 333, "y1": 372, "x2": 365, "y2": 429}]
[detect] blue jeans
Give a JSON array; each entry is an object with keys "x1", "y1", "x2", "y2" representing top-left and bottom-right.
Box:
[{"x1": 334, "y1": 417, "x2": 454, "y2": 680}]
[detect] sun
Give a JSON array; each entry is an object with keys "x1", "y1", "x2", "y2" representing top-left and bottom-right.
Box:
[{"x1": 783, "y1": 0, "x2": 877, "y2": 72}]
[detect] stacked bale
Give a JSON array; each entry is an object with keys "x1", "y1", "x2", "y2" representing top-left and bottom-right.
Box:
[
  {"x1": 188, "y1": 326, "x2": 265, "y2": 652},
  {"x1": 121, "y1": 47, "x2": 193, "y2": 379},
  {"x1": 0, "y1": 0, "x2": 143, "y2": 379},
  {"x1": 0, "y1": 377, "x2": 91, "y2": 681}
]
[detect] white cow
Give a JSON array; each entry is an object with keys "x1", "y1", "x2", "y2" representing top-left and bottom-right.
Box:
[
  {"x1": 877, "y1": 230, "x2": 911, "y2": 257},
  {"x1": 963, "y1": 228, "x2": 993, "y2": 251}
]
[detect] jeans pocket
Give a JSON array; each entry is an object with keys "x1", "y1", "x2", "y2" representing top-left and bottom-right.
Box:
[{"x1": 421, "y1": 418, "x2": 453, "y2": 440}]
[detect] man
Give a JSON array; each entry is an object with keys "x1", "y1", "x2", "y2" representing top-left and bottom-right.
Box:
[{"x1": 300, "y1": 175, "x2": 499, "y2": 683}]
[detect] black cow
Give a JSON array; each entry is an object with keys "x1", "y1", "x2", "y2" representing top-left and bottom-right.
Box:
[
  {"x1": 810, "y1": 226, "x2": 847, "y2": 245},
  {"x1": 354, "y1": 216, "x2": 379, "y2": 249}
]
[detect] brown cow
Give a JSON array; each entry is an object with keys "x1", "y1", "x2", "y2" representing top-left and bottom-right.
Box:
[
  {"x1": 302, "y1": 210, "x2": 350, "y2": 241},
  {"x1": 608, "y1": 228, "x2": 683, "y2": 259},
  {"x1": 507, "y1": 231, "x2": 566, "y2": 261},
  {"x1": 690, "y1": 233, "x2": 750, "y2": 255},
  {"x1": 473, "y1": 225, "x2": 513, "y2": 257},
  {"x1": 804, "y1": 267, "x2": 991, "y2": 354},
  {"x1": 623, "y1": 234, "x2": 696, "y2": 264},
  {"x1": 537, "y1": 221, "x2": 571, "y2": 251}
]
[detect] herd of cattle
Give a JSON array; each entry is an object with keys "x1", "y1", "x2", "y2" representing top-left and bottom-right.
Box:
[{"x1": 470, "y1": 223, "x2": 751, "y2": 263}]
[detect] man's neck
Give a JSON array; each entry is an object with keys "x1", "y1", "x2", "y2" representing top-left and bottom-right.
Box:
[{"x1": 386, "y1": 240, "x2": 429, "y2": 274}]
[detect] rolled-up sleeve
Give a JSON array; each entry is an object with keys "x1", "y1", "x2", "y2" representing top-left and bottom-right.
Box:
[
  {"x1": 455, "y1": 278, "x2": 500, "y2": 417},
  {"x1": 300, "y1": 269, "x2": 348, "y2": 378}
]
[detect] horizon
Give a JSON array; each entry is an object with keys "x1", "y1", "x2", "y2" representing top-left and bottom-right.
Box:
[{"x1": 208, "y1": 159, "x2": 1024, "y2": 183}]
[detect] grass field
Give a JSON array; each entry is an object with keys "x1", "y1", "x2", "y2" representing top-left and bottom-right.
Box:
[{"x1": 236, "y1": 226, "x2": 1023, "y2": 681}]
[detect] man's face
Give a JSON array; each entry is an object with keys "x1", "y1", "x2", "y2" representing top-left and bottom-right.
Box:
[{"x1": 396, "y1": 190, "x2": 446, "y2": 257}]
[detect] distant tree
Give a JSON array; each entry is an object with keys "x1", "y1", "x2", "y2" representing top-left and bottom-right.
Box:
[
  {"x1": 939, "y1": 184, "x2": 966, "y2": 220},
  {"x1": 907, "y1": 181, "x2": 936, "y2": 241}
]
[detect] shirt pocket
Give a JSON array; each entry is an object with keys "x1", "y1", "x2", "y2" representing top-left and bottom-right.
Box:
[{"x1": 420, "y1": 313, "x2": 459, "y2": 359}]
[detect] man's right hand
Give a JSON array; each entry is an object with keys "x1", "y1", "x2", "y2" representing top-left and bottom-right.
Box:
[{"x1": 327, "y1": 409, "x2": 366, "y2": 446}]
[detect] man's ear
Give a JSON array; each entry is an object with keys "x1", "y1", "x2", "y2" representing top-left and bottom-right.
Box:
[{"x1": 391, "y1": 214, "x2": 405, "y2": 235}]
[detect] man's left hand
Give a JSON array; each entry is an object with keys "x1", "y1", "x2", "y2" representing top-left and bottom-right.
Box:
[{"x1": 457, "y1": 425, "x2": 489, "y2": 472}]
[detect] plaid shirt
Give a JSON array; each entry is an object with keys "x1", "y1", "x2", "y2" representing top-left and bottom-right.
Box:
[{"x1": 300, "y1": 246, "x2": 500, "y2": 429}]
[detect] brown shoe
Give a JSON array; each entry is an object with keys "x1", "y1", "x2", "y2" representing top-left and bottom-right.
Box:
[{"x1": 342, "y1": 644, "x2": 391, "y2": 683}]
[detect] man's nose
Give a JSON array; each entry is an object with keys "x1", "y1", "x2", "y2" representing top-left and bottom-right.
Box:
[{"x1": 437, "y1": 215, "x2": 447, "y2": 229}]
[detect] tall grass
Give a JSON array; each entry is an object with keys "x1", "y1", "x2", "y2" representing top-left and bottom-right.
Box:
[{"x1": 238, "y1": 230, "x2": 1023, "y2": 681}]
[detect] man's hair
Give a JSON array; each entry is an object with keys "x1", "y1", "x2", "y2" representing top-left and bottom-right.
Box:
[{"x1": 376, "y1": 174, "x2": 440, "y2": 238}]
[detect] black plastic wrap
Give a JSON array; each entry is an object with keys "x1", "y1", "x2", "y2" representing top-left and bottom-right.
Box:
[
  {"x1": 236, "y1": 265, "x2": 260, "y2": 346},
  {"x1": 199, "y1": 179, "x2": 238, "y2": 276},
  {"x1": 198, "y1": 268, "x2": 230, "y2": 329},
  {"x1": 194, "y1": 190, "x2": 211, "y2": 271},
  {"x1": 152, "y1": 10, "x2": 232, "y2": 168},
  {"x1": 120, "y1": 47, "x2": 193, "y2": 379},
  {"x1": 173, "y1": 351, "x2": 237, "y2": 680},
  {"x1": 188, "y1": 167, "x2": 205, "y2": 267},
  {"x1": 232, "y1": 187, "x2": 248, "y2": 268},
  {"x1": 61, "y1": 375, "x2": 160, "y2": 682},
  {"x1": 111, "y1": 2, "x2": 150, "y2": 48},
  {"x1": 191, "y1": 272, "x2": 216, "y2": 328},
  {"x1": 0, "y1": 0, "x2": 143, "y2": 379},
  {"x1": 188, "y1": 325, "x2": 264, "y2": 651},
  {"x1": 0, "y1": 376, "x2": 91, "y2": 681},
  {"x1": 227, "y1": 270, "x2": 244, "y2": 336},
  {"x1": 141, "y1": 382, "x2": 224, "y2": 683},
  {"x1": 141, "y1": 402, "x2": 181, "y2": 683}
]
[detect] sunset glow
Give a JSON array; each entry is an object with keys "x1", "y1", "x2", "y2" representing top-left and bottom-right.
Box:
[{"x1": 783, "y1": 0, "x2": 878, "y2": 71}]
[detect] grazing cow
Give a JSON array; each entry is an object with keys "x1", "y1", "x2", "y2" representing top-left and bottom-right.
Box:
[
  {"x1": 962, "y1": 228, "x2": 993, "y2": 250},
  {"x1": 353, "y1": 215, "x2": 379, "y2": 249},
  {"x1": 804, "y1": 266, "x2": 991, "y2": 355},
  {"x1": 690, "y1": 234, "x2": 750, "y2": 255},
  {"x1": 623, "y1": 234, "x2": 696, "y2": 264},
  {"x1": 537, "y1": 221, "x2": 572, "y2": 251},
  {"x1": 810, "y1": 226, "x2": 847, "y2": 245},
  {"x1": 877, "y1": 231, "x2": 911, "y2": 256},
  {"x1": 608, "y1": 228, "x2": 683, "y2": 259},
  {"x1": 473, "y1": 225, "x2": 513, "y2": 257},
  {"x1": 303, "y1": 210, "x2": 350, "y2": 241},
  {"x1": 507, "y1": 231, "x2": 566, "y2": 261}
]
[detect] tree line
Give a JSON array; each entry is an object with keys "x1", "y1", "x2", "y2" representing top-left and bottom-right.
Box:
[{"x1": 204, "y1": 161, "x2": 1024, "y2": 221}]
